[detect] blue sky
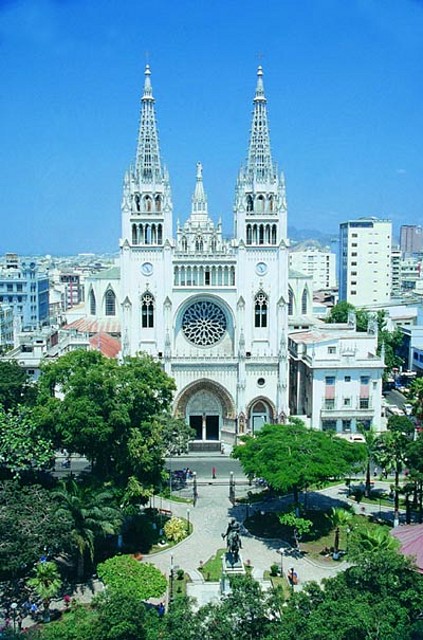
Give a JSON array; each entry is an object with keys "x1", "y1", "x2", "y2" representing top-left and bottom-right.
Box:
[{"x1": 1, "y1": 0, "x2": 422, "y2": 255}]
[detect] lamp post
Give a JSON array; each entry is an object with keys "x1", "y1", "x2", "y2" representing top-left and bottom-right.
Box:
[
  {"x1": 169, "y1": 554, "x2": 174, "y2": 605},
  {"x1": 278, "y1": 547, "x2": 284, "y2": 576},
  {"x1": 229, "y1": 471, "x2": 235, "y2": 505},
  {"x1": 193, "y1": 472, "x2": 198, "y2": 506},
  {"x1": 186, "y1": 508, "x2": 190, "y2": 534},
  {"x1": 11, "y1": 602, "x2": 18, "y2": 634}
]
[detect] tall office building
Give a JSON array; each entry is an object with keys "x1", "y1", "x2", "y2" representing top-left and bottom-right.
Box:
[
  {"x1": 400, "y1": 225, "x2": 423, "y2": 256},
  {"x1": 119, "y1": 66, "x2": 289, "y2": 444},
  {"x1": 0, "y1": 254, "x2": 49, "y2": 331},
  {"x1": 339, "y1": 218, "x2": 392, "y2": 306},
  {"x1": 289, "y1": 245, "x2": 336, "y2": 291}
]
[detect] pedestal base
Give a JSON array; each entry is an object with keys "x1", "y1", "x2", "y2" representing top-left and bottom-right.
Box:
[{"x1": 222, "y1": 551, "x2": 246, "y2": 574}]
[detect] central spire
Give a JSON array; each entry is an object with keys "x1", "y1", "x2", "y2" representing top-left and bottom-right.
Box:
[
  {"x1": 246, "y1": 66, "x2": 274, "y2": 182},
  {"x1": 190, "y1": 162, "x2": 209, "y2": 223},
  {"x1": 135, "y1": 65, "x2": 162, "y2": 183}
]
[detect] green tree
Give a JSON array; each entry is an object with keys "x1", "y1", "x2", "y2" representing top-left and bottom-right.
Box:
[
  {"x1": 326, "y1": 507, "x2": 353, "y2": 554},
  {"x1": 377, "y1": 415, "x2": 414, "y2": 523},
  {"x1": 233, "y1": 419, "x2": 364, "y2": 507},
  {"x1": 196, "y1": 574, "x2": 275, "y2": 640},
  {"x1": 357, "y1": 424, "x2": 380, "y2": 497},
  {"x1": 278, "y1": 511, "x2": 313, "y2": 547},
  {"x1": 0, "y1": 481, "x2": 73, "y2": 579},
  {"x1": 53, "y1": 479, "x2": 122, "y2": 578},
  {"x1": 326, "y1": 304, "x2": 404, "y2": 377},
  {"x1": 326, "y1": 301, "x2": 355, "y2": 324},
  {"x1": 408, "y1": 377, "x2": 423, "y2": 423},
  {"x1": 0, "y1": 360, "x2": 35, "y2": 411},
  {"x1": 97, "y1": 555, "x2": 167, "y2": 601},
  {"x1": 406, "y1": 434, "x2": 423, "y2": 523},
  {"x1": 159, "y1": 415, "x2": 196, "y2": 455},
  {"x1": 349, "y1": 527, "x2": 400, "y2": 559},
  {"x1": 0, "y1": 407, "x2": 54, "y2": 478},
  {"x1": 27, "y1": 561, "x2": 62, "y2": 622},
  {"x1": 34, "y1": 350, "x2": 176, "y2": 490}
]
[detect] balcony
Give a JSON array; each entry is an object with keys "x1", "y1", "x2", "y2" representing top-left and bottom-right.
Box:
[{"x1": 321, "y1": 397, "x2": 374, "y2": 417}]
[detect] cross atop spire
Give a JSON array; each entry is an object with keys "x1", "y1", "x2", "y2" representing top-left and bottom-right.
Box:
[
  {"x1": 246, "y1": 66, "x2": 274, "y2": 182},
  {"x1": 136, "y1": 65, "x2": 162, "y2": 183}
]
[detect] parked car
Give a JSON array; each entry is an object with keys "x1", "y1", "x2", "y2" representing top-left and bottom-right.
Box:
[{"x1": 403, "y1": 403, "x2": 413, "y2": 416}]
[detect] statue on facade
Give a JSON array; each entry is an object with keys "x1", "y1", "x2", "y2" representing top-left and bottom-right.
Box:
[{"x1": 222, "y1": 517, "x2": 242, "y2": 563}]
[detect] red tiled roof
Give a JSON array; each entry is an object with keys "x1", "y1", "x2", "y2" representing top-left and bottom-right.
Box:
[
  {"x1": 64, "y1": 318, "x2": 121, "y2": 334},
  {"x1": 89, "y1": 332, "x2": 121, "y2": 359}
]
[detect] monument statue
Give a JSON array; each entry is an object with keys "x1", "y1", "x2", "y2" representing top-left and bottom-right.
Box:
[{"x1": 222, "y1": 517, "x2": 242, "y2": 564}]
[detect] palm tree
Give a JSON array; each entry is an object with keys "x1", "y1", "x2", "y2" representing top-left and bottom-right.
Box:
[
  {"x1": 409, "y1": 378, "x2": 423, "y2": 423},
  {"x1": 357, "y1": 424, "x2": 379, "y2": 497},
  {"x1": 353, "y1": 527, "x2": 399, "y2": 556},
  {"x1": 54, "y1": 479, "x2": 122, "y2": 579},
  {"x1": 327, "y1": 507, "x2": 353, "y2": 555},
  {"x1": 27, "y1": 561, "x2": 62, "y2": 622}
]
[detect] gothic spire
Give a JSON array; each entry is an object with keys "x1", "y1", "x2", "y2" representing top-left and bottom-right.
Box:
[
  {"x1": 135, "y1": 65, "x2": 162, "y2": 183},
  {"x1": 190, "y1": 162, "x2": 209, "y2": 223},
  {"x1": 246, "y1": 66, "x2": 274, "y2": 181}
]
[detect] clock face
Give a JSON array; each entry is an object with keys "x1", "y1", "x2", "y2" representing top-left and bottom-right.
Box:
[
  {"x1": 256, "y1": 262, "x2": 268, "y2": 276},
  {"x1": 141, "y1": 262, "x2": 153, "y2": 276}
]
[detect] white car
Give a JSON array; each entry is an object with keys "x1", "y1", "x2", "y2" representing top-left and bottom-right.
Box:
[{"x1": 403, "y1": 403, "x2": 413, "y2": 416}]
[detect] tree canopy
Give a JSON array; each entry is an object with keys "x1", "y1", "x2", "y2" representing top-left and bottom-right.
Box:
[
  {"x1": 28, "y1": 551, "x2": 423, "y2": 640},
  {"x1": 0, "y1": 481, "x2": 73, "y2": 579},
  {"x1": 232, "y1": 419, "x2": 364, "y2": 502},
  {"x1": 326, "y1": 303, "x2": 403, "y2": 376},
  {"x1": 0, "y1": 360, "x2": 35, "y2": 411},
  {"x1": 34, "y1": 350, "x2": 176, "y2": 489},
  {"x1": 0, "y1": 407, "x2": 54, "y2": 478}
]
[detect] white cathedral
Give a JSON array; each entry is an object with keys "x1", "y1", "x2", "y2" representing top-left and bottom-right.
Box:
[{"x1": 118, "y1": 64, "x2": 290, "y2": 448}]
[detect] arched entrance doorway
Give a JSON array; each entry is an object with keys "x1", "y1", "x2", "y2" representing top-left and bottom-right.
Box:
[
  {"x1": 174, "y1": 379, "x2": 235, "y2": 443},
  {"x1": 247, "y1": 398, "x2": 275, "y2": 434},
  {"x1": 187, "y1": 390, "x2": 220, "y2": 441}
]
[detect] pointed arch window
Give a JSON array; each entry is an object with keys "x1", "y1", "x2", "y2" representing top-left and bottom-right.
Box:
[
  {"x1": 246, "y1": 195, "x2": 253, "y2": 212},
  {"x1": 257, "y1": 195, "x2": 265, "y2": 212},
  {"x1": 141, "y1": 292, "x2": 155, "y2": 328},
  {"x1": 105, "y1": 289, "x2": 116, "y2": 316},
  {"x1": 254, "y1": 290, "x2": 268, "y2": 328},
  {"x1": 288, "y1": 287, "x2": 294, "y2": 316},
  {"x1": 195, "y1": 236, "x2": 204, "y2": 252},
  {"x1": 144, "y1": 196, "x2": 152, "y2": 212},
  {"x1": 155, "y1": 195, "x2": 162, "y2": 212},
  {"x1": 301, "y1": 288, "x2": 308, "y2": 315},
  {"x1": 89, "y1": 289, "x2": 96, "y2": 315},
  {"x1": 181, "y1": 236, "x2": 187, "y2": 251}
]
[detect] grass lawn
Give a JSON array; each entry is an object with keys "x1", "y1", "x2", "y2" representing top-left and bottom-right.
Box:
[
  {"x1": 199, "y1": 549, "x2": 254, "y2": 581},
  {"x1": 244, "y1": 509, "x2": 391, "y2": 561},
  {"x1": 172, "y1": 572, "x2": 190, "y2": 601},
  {"x1": 263, "y1": 570, "x2": 292, "y2": 600},
  {"x1": 199, "y1": 548, "x2": 226, "y2": 581}
]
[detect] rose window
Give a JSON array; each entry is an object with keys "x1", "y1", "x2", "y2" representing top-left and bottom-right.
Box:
[{"x1": 182, "y1": 301, "x2": 227, "y2": 346}]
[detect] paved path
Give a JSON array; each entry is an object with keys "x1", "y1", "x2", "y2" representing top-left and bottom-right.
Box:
[{"x1": 145, "y1": 481, "x2": 352, "y2": 588}]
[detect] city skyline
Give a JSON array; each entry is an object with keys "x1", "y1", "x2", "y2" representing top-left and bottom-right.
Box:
[{"x1": 1, "y1": 0, "x2": 422, "y2": 255}]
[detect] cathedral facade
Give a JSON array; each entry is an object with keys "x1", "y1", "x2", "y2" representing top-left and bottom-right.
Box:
[{"x1": 120, "y1": 66, "x2": 289, "y2": 446}]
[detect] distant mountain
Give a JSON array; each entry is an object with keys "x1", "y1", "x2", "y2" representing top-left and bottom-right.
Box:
[{"x1": 288, "y1": 226, "x2": 338, "y2": 247}]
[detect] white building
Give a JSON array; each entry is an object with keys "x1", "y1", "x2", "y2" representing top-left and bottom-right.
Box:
[
  {"x1": 289, "y1": 321, "x2": 385, "y2": 433},
  {"x1": 289, "y1": 245, "x2": 336, "y2": 291},
  {"x1": 119, "y1": 66, "x2": 289, "y2": 446},
  {"x1": 339, "y1": 218, "x2": 392, "y2": 306}
]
